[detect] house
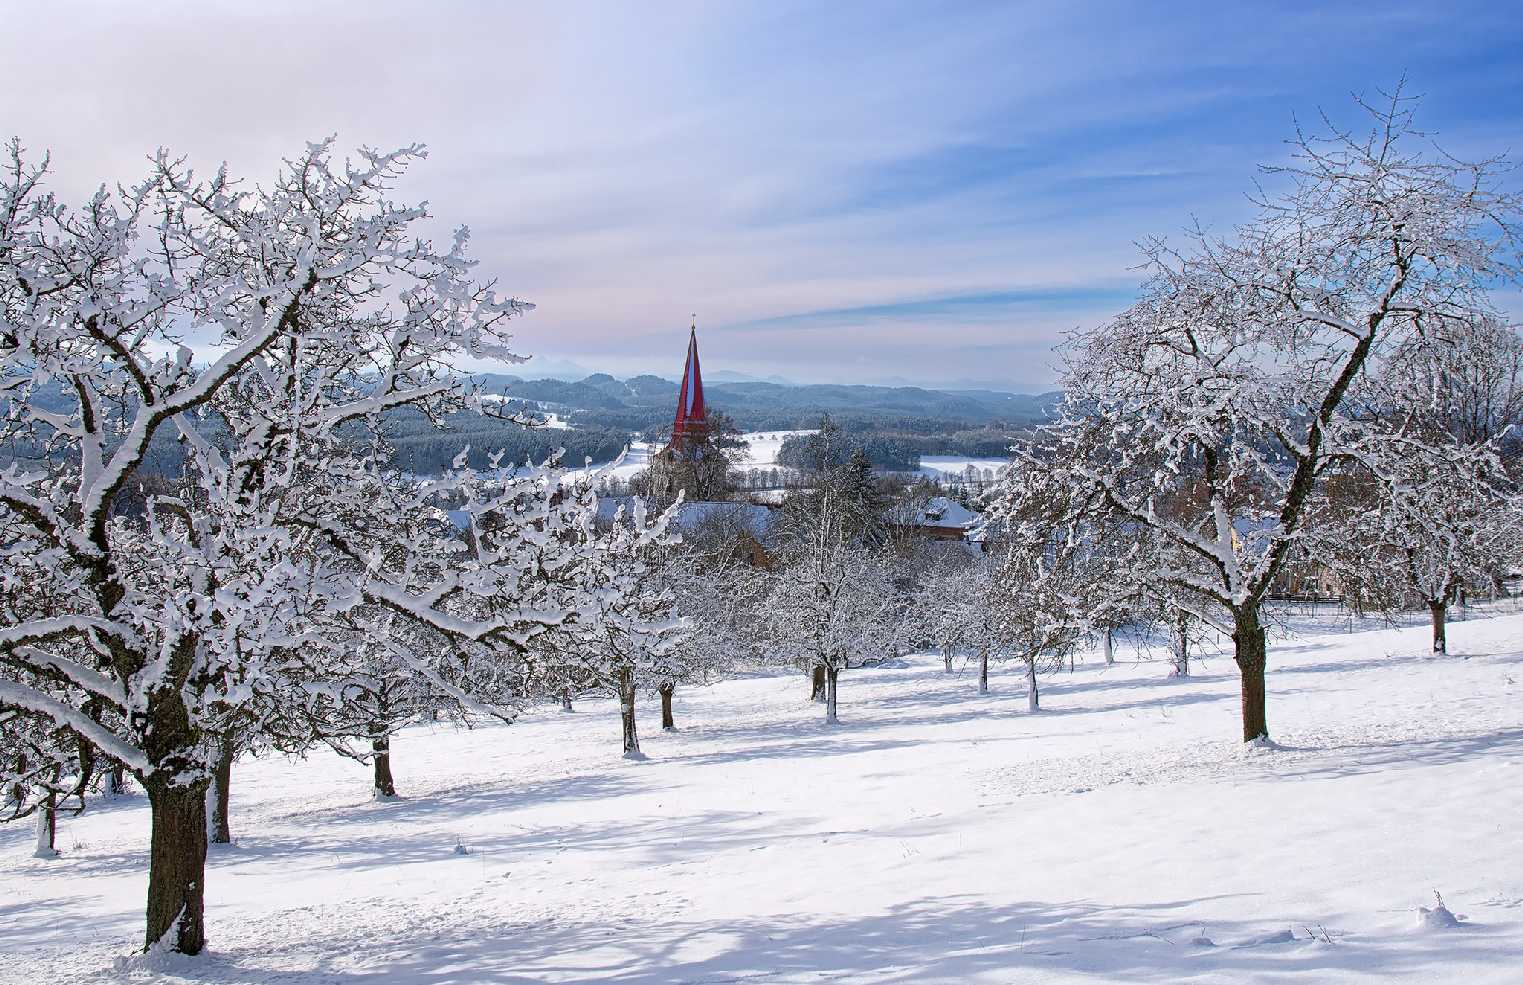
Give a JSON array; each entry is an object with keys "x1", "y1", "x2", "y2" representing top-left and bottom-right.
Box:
[{"x1": 894, "y1": 495, "x2": 981, "y2": 542}]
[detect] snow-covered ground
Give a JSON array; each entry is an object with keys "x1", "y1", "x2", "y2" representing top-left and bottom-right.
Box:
[
  {"x1": 6, "y1": 610, "x2": 1523, "y2": 984},
  {"x1": 563, "y1": 440, "x2": 653, "y2": 485},
  {"x1": 561, "y1": 432, "x2": 996, "y2": 488},
  {"x1": 918, "y1": 455, "x2": 1010, "y2": 481},
  {"x1": 565, "y1": 430, "x2": 811, "y2": 487},
  {"x1": 734, "y1": 429, "x2": 813, "y2": 470}
]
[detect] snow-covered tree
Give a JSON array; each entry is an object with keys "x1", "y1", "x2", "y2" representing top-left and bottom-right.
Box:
[
  {"x1": 912, "y1": 553, "x2": 978, "y2": 675},
  {"x1": 1314, "y1": 317, "x2": 1523, "y2": 652},
  {"x1": 763, "y1": 494, "x2": 904, "y2": 724},
  {"x1": 985, "y1": 458, "x2": 1106, "y2": 711},
  {"x1": 0, "y1": 139, "x2": 608, "y2": 954},
  {"x1": 657, "y1": 506, "x2": 775, "y2": 719},
  {"x1": 910, "y1": 551, "x2": 1003, "y2": 690},
  {"x1": 1040, "y1": 88, "x2": 1522, "y2": 742},
  {"x1": 570, "y1": 496, "x2": 684, "y2": 758}
]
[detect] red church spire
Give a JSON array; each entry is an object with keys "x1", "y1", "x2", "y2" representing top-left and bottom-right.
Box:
[{"x1": 670, "y1": 321, "x2": 706, "y2": 451}]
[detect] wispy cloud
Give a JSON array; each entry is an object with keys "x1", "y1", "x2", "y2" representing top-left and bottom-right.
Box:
[
  {"x1": 727, "y1": 287, "x2": 1138, "y2": 332},
  {"x1": 3, "y1": 0, "x2": 1520, "y2": 385}
]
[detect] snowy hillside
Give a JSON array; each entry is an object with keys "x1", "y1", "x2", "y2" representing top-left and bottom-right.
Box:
[{"x1": 5, "y1": 608, "x2": 1523, "y2": 983}]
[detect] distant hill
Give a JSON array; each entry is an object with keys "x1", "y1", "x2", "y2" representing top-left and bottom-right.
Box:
[
  {"x1": 706, "y1": 369, "x2": 796, "y2": 385},
  {"x1": 470, "y1": 372, "x2": 1058, "y2": 433}
]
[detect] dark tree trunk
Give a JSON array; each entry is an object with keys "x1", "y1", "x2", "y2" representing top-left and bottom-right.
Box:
[
  {"x1": 9, "y1": 753, "x2": 25, "y2": 808},
  {"x1": 659, "y1": 683, "x2": 676, "y2": 730},
  {"x1": 209, "y1": 735, "x2": 234, "y2": 844},
  {"x1": 978, "y1": 647, "x2": 989, "y2": 694},
  {"x1": 619, "y1": 666, "x2": 641, "y2": 757},
  {"x1": 77, "y1": 699, "x2": 100, "y2": 798},
  {"x1": 144, "y1": 779, "x2": 208, "y2": 954},
  {"x1": 1103, "y1": 626, "x2": 1115, "y2": 665},
  {"x1": 943, "y1": 646, "x2": 953, "y2": 673},
  {"x1": 824, "y1": 664, "x2": 840, "y2": 724},
  {"x1": 139, "y1": 638, "x2": 208, "y2": 954},
  {"x1": 1429, "y1": 600, "x2": 1447, "y2": 654},
  {"x1": 561, "y1": 687, "x2": 574, "y2": 712},
  {"x1": 810, "y1": 664, "x2": 827, "y2": 702},
  {"x1": 1026, "y1": 658, "x2": 1039, "y2": 712},
  {"x1": 1232, "y1": 605, "x2": 1269, "y2": 743},
  {"x1": 108, "y1": 762, "x2": 127, "y2": 797},
  {"x1": 372, "y1": 732, "x2": 397, "y2": 799}
]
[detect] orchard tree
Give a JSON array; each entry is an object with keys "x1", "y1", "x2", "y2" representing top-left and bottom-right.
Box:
[
  {"x1": 661, "y1": 508, "x2": 775, "y2": 715},
  {"x1": 764, "y1": 495, "x2": 904, "y2": 724},
  {"x1": 1315, "y1": 440, "x2": 1518, "y2": 654},
  {"x1": 0, "y1": 139, "x2": 605, "y2": 954},
  {"x1": 912, "y1": 552, "x2": 1002, "y2": 691},
  {"x1": 912, "y1": 553, "x2": 980, "y2": 675},
  {"x1": 572, "y1": 496, "x2": 683, "y2": 758},
  {"x1": 1325, "y1": 317, "x2": 1523, "y2": 653},
  {"x1": 986, "y1": 458, "x2": 1107, "y2": 711},
  {"x1": 1044, "y1": 88, "x2": 1522, "y2": 742}
]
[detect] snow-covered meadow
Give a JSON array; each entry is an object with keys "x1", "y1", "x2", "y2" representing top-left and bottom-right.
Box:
[
  {"x1": 734, "y1": 429, "x2": 813, "y2": 470},
  {"x1": 6, "y1": 608, "x2": 1522, "y2": 984},
  {"x1": 917, "y1": 456, "x2": 1010, "y2": 482}
]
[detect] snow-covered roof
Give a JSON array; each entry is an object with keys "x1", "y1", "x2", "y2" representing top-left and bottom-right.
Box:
[
  {"x1": 906, "y1": 496, "x2": 979, "y2": 529},
  {"x1": 595, "y1": 497, "x2": 777, "y2": 542},
  {"x1": 670, "y1": 501, "x2": 777, "y2": 540}
]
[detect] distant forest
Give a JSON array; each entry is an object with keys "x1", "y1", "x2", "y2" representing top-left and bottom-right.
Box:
[
  {"x1": 463, "y1": 372, "x2": 1050, "y2": 472},
  {"x1": 475, "y1": 372, "x2": 1057, "y2": 434},
  {"x1": 381, "y1": 409, "x2": 632, "y2": 474},
  {"x1": 3, "y1": 373, "x2": 1047, "y2": 481}
]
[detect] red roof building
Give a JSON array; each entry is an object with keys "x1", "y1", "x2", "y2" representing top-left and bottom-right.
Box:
[{"x1": 669, "y1": 324, "x2": 706, "y2": 454}]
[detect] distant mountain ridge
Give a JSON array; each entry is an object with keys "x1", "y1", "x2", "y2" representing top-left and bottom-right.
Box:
[{"x1": 469, "y1": 372, "x2": 1059, "y2": 431}]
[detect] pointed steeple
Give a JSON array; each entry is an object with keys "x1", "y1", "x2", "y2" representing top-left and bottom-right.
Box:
[{"x1": 671, "y1": 320, "x2": 706, "y2": 451}]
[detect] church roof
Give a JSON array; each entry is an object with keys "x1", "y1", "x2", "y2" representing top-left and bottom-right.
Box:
[{"x1": 670, "y1": 325, "x2": 706, "y2": 449}]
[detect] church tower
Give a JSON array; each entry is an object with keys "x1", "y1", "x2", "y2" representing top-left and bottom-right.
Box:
[
  {"x1": 645, "y1": 321, "x2": 723, "y2": 504},
  {"x1": 668, "y1": 322, "x2": 706, "y2": 455}
]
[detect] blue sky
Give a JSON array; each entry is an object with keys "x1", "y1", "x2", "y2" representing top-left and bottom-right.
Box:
[{"x1": 6, "y1": 1, "x2": 1522, "y2": 388}]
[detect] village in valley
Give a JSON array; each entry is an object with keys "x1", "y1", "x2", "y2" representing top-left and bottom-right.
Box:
[{"x1": 4, "y1": 5, "x2": 1523, "y2": 985}]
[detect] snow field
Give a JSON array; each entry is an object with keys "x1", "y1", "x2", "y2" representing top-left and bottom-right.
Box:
[
  {"x1": 4, "y1": 611, "x2": 1523, "y2": 983},
  {"x1": 732, "y1": 430, "x2": 814, "y2": 470},
  {"x1": 917, "y1": 456, "x2": 1010, "y2": 480}
]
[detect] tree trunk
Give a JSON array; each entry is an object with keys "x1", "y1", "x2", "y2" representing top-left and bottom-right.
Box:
[
  {"x1": 8, "y1": 753, "x2": 25, "y2": 809},
  {"x1": 659, "y1": 683, "x2": 676, "y2": 730},
  {"x1": 107, "y1": 762, "x2": 126, "y2": 797},
  {"x1": 978, "y1": 647, "x2": 989, "y2": 694},
  {"x1": 943, "y1": 645, "x2": 953, "y2": 673},
  {"x1": 77, "y1": 703, "x2": 99, "y2": 798},
  {"x1": 824, "y1": 664, "x2": 840, "y2": 724},
  {"x1": 208, "y1": 735, "x2": 234, "y2": 844},
  {"x1": 561, "y1": 687, "x2": 574, "y2": 712},
  {"x1": 1026, "y1": 658, "x2": 1039, "y2": 712},
  {"x1": 619, "y1": 666, "x2": 642, "y2": 758},
  {"x1": 1430, "y1": 600, "x2": 1447, "y2": 654},
  {"x1": 810, "y1": 664, "x2": 827, "y2": 702},
  {"x1": 144, "y1": 779, "x2": 208, "y2": 954},
  {"x1": 1103, "y1": 626, "x2": 1114, "y2": 665},
  {"x1": 33, "y1": 787, "x2": 58, "y2": 858},
  {"x1": 372, "y1": 732, "x2": 397, "y2": 799},
  {"x1": 1171, "y1": 611, "x2": 1190, "y2": 678},
  {"x1": 1232, "y1": 605, "x2": 1269, "y2": 743}
]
